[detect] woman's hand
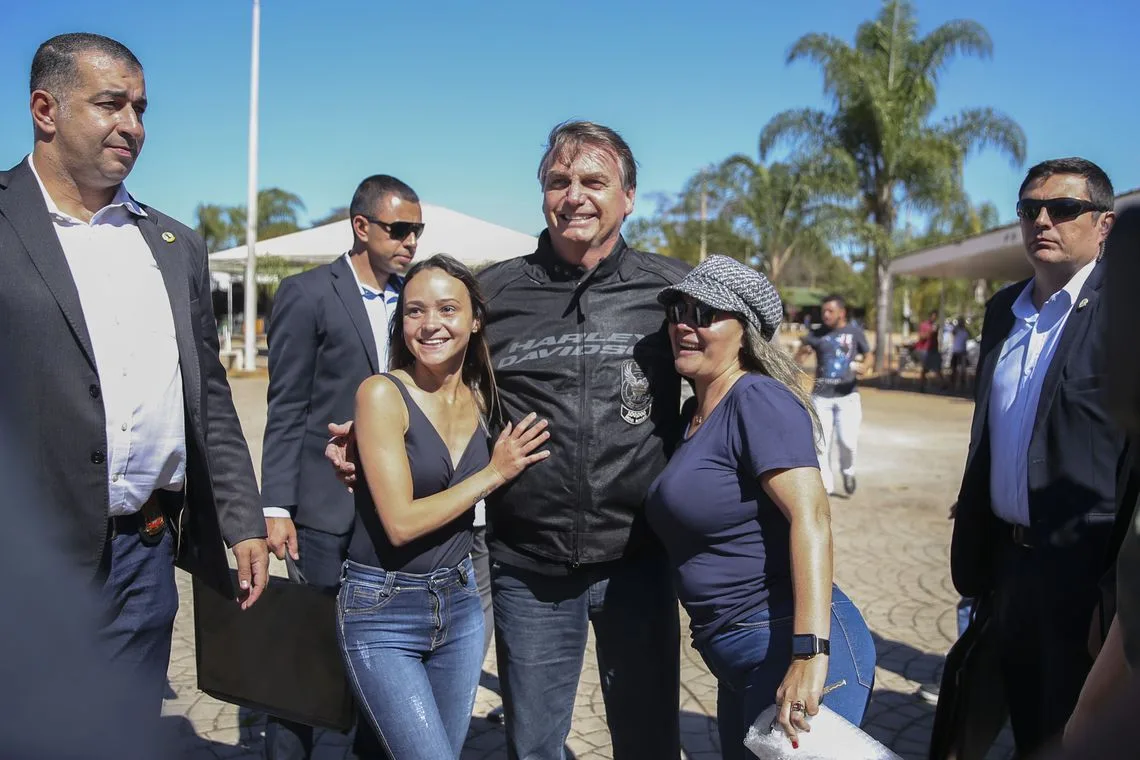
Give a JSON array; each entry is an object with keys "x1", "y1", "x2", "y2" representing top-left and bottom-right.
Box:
[
  {"x1": 774, "y1": 655, "x2": 829, "y2": 746},
  {"x1": 488, "y1": 412, "x2": 550, "y2": 482}
]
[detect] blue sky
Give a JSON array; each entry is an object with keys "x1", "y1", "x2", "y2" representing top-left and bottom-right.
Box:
[{"x1": 3, "y1": 0, "x2": 1136, "y2": 243}]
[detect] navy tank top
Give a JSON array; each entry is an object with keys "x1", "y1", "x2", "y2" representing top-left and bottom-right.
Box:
[{"x1": 348, "y1": 373, "x2": 490, "y2": 573}]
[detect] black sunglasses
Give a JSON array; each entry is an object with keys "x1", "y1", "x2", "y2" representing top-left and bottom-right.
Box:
[
  {"x1": 1016, "y1": 197, "x2": 1107, "y2": 223},
  {"x1": 665, "y1": 300, "x2": 720, "y2": 328},
  {"x1": 360, "y1": 216, "x2": 425, "y2": 240}
]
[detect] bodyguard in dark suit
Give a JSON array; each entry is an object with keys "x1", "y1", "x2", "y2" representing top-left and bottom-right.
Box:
[
  {"x1": 260, "y1": 175, "x2": 422, "y2": 760},
  {"x1": 945, "y1": 158, "x2": 1126, "y2": 754},
  {"x1": 0, "y1": 33, "x2": 268, "y2": 713}
]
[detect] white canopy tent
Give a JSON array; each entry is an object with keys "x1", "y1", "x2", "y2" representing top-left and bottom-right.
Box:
[
  {"x1": 209, "y1": 202, "x2": 538, "y2": 276},
  {"x1": 208, "y1": 204, "x2": 538, "y2": 364},
  {"x1": 890, "y1": 188, "x2": 1140, "y2": 280}
]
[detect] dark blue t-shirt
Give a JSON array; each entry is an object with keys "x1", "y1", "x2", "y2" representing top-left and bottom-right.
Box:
[
  {"x1": 803, "y1": 323, "x2": 870, "y2": 397},
  {"x1": 645, "y1": 373, "x2": 819, "y2": 647}
]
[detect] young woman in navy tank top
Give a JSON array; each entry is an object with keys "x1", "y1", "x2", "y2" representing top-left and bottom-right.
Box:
[{"x1": 337, "y1": 255, "x2": 550, "y2": 759}]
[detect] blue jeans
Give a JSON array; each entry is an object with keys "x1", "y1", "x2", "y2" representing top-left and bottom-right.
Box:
[
  {"x1": 491, "y1": 549, "x2": 681, "y2": 760},
  {"x1": 337, "y1": 556, "x2": 484, "y2": 760},
  {"x1": 96, "y1": 527, "x2": 179, "y2": 715},
  {"x1": 697, "y1": 586, "x2": 876, "y2": 760}
]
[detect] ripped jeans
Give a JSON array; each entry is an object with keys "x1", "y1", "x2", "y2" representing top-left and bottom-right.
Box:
[
  {"x1": 337, "y1": 556, "x2": 484, "y2": 760},
  {"x1": 696, "y1": 585, "x2": 876, "y2": 760}
]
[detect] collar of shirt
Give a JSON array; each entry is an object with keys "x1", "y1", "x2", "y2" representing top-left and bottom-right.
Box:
[
  {"x1": 532, "y1": 229, "x2": 630, "y2": 284},
  {"x1": 1011, "y1": 258, "x2": 1097, "y2": 323},
  {"x1": 343, "y1": 253, "x2": 402, "y2": 303},
  {"x1": 27, "y1": 154, "x2": 147, "y2": 223}
]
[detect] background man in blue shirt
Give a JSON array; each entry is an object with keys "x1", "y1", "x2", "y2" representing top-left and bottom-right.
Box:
[{"x1": 797, "y1": 294, "x2": 870, "y2": 495}]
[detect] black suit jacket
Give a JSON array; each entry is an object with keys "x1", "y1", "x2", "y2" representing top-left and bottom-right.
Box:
[
  {"x1": 261, "y1": 256, "x2": 380, "y2": 534},
  {"x1": 951, "y1": 259, "x2": 1127, "y2": 598},
  {"x1": 0, "y1": 158, "x2": 264, "y2": 597}
]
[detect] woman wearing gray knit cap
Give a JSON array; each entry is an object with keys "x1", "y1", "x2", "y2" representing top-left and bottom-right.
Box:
[{"x1": 644, "y1": 255, "x2": 875, "y2": 756}]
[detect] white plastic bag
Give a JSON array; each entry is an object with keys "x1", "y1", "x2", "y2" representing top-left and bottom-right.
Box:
[{"x1": 743, "y1": 703, "x2": 902, "y2": 759}]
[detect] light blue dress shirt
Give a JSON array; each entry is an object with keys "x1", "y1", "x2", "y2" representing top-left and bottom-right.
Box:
[
  {"x1": 345, "y1": 253, "x2": 402, "y2": 371},
  {"x1": 988, "y1": 259, "x2": 1097, "y2": 526}
]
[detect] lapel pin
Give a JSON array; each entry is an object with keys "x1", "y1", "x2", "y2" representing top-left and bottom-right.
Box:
[
  {"x1": 161, "y1": 231, "x2": 176, "y2": 243},
  {"x1": 1077, "y1": 297, "x2": 1089, "y2": 311}
]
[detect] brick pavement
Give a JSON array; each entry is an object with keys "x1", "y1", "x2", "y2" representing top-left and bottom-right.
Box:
[{"x1": 164, "y1": 377, "x2": 1014, "y2": 759}]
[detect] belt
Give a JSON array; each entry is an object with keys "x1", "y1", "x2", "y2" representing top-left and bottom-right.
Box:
[{"x1": 108, "y1": 491, "x2": 173, "y2": 544}]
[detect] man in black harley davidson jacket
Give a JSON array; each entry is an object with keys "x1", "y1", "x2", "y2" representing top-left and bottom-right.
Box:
[{"x1": 475, "y1": 122, "x2": 689, "y2": 760}]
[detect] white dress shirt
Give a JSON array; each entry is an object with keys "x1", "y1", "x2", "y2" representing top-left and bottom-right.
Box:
[
  {"x1": 29, "y1": 156, "x2": 186, "y2": 517},
  {"x1": 988, "y1": 259, "x2": 1097, "y2": 526}
]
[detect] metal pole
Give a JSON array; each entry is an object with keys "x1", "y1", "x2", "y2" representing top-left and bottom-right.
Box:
[
  {"x1": 224, "y1": 278, "x2": 233, "y2": 354},
  {"x1": 241, "y1": 0, "x2": 261, "y2": 371},
  {"x1": 901, "y1": 286, "x2": 911, "y2": 339}
]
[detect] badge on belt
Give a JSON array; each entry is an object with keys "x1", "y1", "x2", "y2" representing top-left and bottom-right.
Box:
[{"x1": 138, "y1": 496, "x2": 167, "y2": 546}]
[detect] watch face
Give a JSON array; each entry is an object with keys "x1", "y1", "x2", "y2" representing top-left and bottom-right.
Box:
[{"x1": 792, "y1": 635, "x2": 816, "y2": 657}]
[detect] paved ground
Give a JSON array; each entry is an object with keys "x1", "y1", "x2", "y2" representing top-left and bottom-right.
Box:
[{"x1": 163, "y1": 375, "x2": 1014, "y2": 759}]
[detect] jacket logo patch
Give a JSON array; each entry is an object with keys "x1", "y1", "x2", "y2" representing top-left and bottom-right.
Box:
[{"x1": 620, "y1": 360, "x2": 652, "y2": 425}]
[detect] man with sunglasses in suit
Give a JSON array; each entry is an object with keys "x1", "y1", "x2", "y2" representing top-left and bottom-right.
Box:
[
  {"x1": 259, "y1": 174, "x2": 422, "y2": 760},
  {"x1": 941, "y1": 157, "x2": 1128, "y2": 755}
]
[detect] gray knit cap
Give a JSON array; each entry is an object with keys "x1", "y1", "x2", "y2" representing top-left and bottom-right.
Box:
[{"x1": 657, "y1": 255, "x2": 784, "y2": 340}]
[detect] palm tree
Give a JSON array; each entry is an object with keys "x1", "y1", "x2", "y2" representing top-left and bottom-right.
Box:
[
  {"x1": 194, "y1": 203, "x2": 236, "y2": 252},
  {"x1": 760, "y1": 0, "x2": 1025, "y2": 370},
  {"x1": 902, "y1": 199, "x2": 1001, "y2": 320},
  {"x1": 229, "y1": 188, "x2": 308, "y2": 244},
  {"x1": 311, "y1": 206, "x2": 350, "y2": 227},
  {"x1": 695, "y1": 154, "x2": 854, "y2": 285},
  {"x1": 627, "y1": 154, "x2": 850, "y2": 278},
  {"x1": 624, "y1": 191, "x2": 733, "y2": 265}
]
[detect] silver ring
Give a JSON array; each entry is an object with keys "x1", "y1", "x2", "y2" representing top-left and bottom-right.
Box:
[{"x1": 790, "y1": 701, "x2": 806, "y2": 713}]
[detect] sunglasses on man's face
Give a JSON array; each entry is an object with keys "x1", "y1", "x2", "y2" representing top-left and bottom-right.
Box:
[
  {"x1": 1016, "y1": 197, "x2": 1107, "y2": 224},
  {"x1": 361, "y1": 216, "x2": 425, "y2": 241},
  {"x1": 665, "y1": 300, "x2": 720, "y2": 328}
]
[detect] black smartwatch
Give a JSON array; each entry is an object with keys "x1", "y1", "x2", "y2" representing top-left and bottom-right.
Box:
[{"x1": 791, "y1": 634, "x2": 830, "y2": 659}]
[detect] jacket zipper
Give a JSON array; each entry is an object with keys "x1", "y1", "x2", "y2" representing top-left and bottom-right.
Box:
[{"x1": 572, "y1": 279, "x2": 586, "y2": 570}]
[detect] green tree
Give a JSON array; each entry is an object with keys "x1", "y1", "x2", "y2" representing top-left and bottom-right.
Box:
[
  {"x1": 695, "y1": 154, "x2": 854, "y2": 284},
  {"x1": 626, "y1": 153, "x2": 853, "y2": 282},
  {"x1": 898, "y1": 199, "x2": 1002, "y2": 324},
  {"x1": 624, "y1": 191, "x2": 726, "y2": 265},
  {"x1": 194, "y1": 203, "x2": 239, "y2": 252},
  {"x1": 229, "y1": 188, "x2": 308, "y2": 244},
  {"x1": 311, "y1": 206, "x2": 350, "y2": 227},
  {"x1": 760, "y1": 0, "x2": 1025, "y2": 369},
  {"x1": 256, "y1": 255, "x2": 316, "y2": 300}
]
